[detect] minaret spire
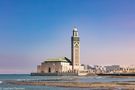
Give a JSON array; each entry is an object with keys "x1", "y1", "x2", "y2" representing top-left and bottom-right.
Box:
[{"x1": 71, "y1": 26, "x2": 80, "y2": 72}]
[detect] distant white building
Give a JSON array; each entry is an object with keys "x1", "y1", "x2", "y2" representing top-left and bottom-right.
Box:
[
  {"x1": 104, "y1": 65, "x2": 121, "y2": 73},
  {"x1": 119, "y1": 65, "x2": 135, "y2": 73}
]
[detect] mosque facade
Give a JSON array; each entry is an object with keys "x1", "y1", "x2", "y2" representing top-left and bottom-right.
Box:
[{"x1": 33, "y1": 27, "x2": 85, "y2": 75}]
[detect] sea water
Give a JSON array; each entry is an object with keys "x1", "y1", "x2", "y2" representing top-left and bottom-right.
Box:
[{"x1": 0, "y1": 74, "x2": 135, "y2": 90}]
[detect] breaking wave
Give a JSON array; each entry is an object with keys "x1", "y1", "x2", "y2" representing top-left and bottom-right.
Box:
[{"x1": 0, "y1": 81, "x2": 2, "y2": 84}]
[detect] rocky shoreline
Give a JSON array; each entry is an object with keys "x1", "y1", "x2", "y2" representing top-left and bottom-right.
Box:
[{"x1": 6, "y1": 80, "x2": 135, "y2": 89}]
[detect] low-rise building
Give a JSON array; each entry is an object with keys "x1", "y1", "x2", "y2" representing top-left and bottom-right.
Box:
[{"x1": 37, "y1": 57, "x2": 72, "y2": 73}]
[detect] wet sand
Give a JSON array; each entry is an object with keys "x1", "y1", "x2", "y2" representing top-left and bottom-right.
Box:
[{"x1": 6, "y1": 80, "x2": 135, "y2": 89}]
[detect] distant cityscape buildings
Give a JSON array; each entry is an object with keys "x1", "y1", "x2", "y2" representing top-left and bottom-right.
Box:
[{"x1": 85, "y1": 65, "x2": 135, "y2": 74}]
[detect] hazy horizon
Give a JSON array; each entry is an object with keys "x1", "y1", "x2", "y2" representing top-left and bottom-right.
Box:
[{"x1": 0, "y1": 0, "x2": 135, "y2": 74}]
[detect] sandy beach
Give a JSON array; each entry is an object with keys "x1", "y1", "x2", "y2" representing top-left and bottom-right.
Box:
[{"x1": 6, "y1": 80, "x2": 135, "y2": 89}]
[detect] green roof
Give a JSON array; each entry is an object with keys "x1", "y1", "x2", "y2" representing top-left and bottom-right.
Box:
[{"x1": 45, "y1": 57, "x2": 71, "y2": 63}]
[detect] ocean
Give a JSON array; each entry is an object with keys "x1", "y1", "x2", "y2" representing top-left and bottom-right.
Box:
[{"x1": 0, "y1": 74, "x2": 135, "y2": 90}]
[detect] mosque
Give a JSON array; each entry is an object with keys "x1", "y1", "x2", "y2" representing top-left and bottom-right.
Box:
[{"x1": 31, "y1": 27, "x2": 87, "y2": 76}]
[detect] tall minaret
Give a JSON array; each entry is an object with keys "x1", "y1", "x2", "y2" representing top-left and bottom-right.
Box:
[{"x1": 71, "y1": 27, "x2": 80, "y2": 72}]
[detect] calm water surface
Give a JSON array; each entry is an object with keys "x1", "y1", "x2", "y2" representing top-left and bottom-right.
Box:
[{"x1": 0, "y1": 74, "x2": 135, "y2": 90}]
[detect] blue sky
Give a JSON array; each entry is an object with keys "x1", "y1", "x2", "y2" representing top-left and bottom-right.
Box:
[{"x1": 0, "y1": 0, "x2": 135, "y2": 73}]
